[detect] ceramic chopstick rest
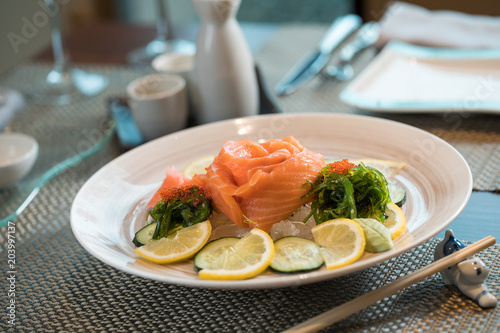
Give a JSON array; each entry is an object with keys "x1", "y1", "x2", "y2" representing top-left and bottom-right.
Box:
[{"x1": 434, "y1": 229, "x2": 498, "y2": 308}]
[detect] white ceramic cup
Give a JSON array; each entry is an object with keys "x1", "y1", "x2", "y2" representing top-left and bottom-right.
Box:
[
  {"x1": 127, "y1": 74, "x2": 188, "y2": 141},
  {"x1": 152, "y1": 52, "x2": 198, "y2": 118}
]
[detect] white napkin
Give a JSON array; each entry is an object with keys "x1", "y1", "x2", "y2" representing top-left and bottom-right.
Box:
[{"x1": 376, "y1": 2, "x2": 500, "y2": 49}]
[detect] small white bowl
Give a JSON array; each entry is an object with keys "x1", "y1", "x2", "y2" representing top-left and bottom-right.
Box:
[
  {"x1": 0, "y1": 133, "x2": 38, "y2": 188},
  {"x1": 152, "y1": 52, "x2": 194, "y2": 74}
]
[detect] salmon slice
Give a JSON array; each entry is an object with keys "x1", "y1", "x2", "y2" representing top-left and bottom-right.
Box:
[
  {"x1": 195, "y1": 137, "x2": 325, "y2": 231},
  {"x1": 146, "y1": 166, "x2": 194, "y2": 208}
]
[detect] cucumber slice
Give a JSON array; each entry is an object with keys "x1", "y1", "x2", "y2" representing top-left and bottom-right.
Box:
[
  {"x1": 194, "y1": 237, "x2": 240, "y2": 270},
  {"x1": 388, "y1": 183, "x2": 406, "y2": 207},
  {"x1": 270, "y1": 236, "x2": 324, "y2": 273},
  {"x1": 132, "y1": 222, "x2": 157, "y2": 247}
]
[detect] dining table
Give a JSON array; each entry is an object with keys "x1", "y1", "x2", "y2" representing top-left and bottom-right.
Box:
[{"x1": 1, "y1": 19, "x2": 499, "y2": 332}]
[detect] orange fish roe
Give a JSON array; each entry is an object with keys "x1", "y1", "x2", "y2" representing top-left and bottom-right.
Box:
[
  {"x1": 158, "y1": 185, "x2": 210, "y2": 205},
  {"x1": 327, "y1": 159, "x2": 356, "y2": 175}
]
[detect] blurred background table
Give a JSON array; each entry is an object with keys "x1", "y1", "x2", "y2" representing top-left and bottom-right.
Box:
[
  {"x1": 32, "y1": 21, "x2": 278, "y2": 65},
  {"x1": 1, "y1": 12, "x2": 499, "y2": 333}
]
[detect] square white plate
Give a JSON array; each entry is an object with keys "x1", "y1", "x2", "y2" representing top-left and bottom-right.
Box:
[{"x1": 340, "y1": 41, "x2": 500, "y2": 114}]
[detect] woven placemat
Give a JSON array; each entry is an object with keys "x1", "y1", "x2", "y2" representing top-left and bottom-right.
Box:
[
  {"x1": 254, "y1": 24, "x2": 500, "y2": 192},
  {"x1": 0, "y1": 49, "x2": 498, "y2": 332},
  {"x1": 0, "y1": 142, "x2": 498, "y2": 332}
]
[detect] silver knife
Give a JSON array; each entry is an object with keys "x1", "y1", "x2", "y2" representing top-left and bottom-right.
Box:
[
  {"x1": 274, "y1": 14, "x2": 362, "y2": 96},
  {"x1": 324, "y1": 22, "x2": 381, "y2": 81}
]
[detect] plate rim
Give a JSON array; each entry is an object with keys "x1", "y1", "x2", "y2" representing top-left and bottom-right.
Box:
[{"x1": 70, "y1": 113, "x2": 473, "y2": 289}]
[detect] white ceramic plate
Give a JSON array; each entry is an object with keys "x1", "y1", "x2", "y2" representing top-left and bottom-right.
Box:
[
  {"x1": 70, "y1": 113, "x2": 472, "y2": 289},
  {"x1": 340, "y1": 41, "x2": 500, "y2": 114}
]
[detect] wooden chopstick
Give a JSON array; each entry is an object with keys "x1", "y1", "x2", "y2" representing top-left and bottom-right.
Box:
[{"x1": 283, "y1": 235, "x2": 496, "y2": 333}]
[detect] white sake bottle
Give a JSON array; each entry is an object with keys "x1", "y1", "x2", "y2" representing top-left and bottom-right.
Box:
[{"x1": 192, "y1": 0, "x2": 259, "y2": 124}]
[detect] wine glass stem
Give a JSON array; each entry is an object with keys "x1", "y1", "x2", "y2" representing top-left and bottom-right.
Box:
[
  {"x1": 46, "y1": 0, "x2": 69, "y2": 72},
  {"x1": 156, "y1": 0, "x2": 173, "y2": 41}
]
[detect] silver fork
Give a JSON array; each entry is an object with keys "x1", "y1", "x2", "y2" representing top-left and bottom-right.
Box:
[{"x1": 323, "y1": 22, "x2": 380, "y2": 81}]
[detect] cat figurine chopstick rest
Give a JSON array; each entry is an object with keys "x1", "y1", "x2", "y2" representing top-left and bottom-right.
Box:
[{"x1": 434, "y1": 229, "x2": 497, "y2": 308}]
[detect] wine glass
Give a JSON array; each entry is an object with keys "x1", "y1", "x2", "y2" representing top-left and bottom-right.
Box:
[
  {"x1": 30, "y1": 0, "x2": 109, "y2": 105},
  {"x1": 126, "y1": 0, "x2": 196, "y2": 66}
]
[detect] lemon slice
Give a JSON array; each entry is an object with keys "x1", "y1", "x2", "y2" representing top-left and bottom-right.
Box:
[
  {"x1": 198, "y1": 228, "x2": 275, "y2": 280},
  {"x1": 384, "y1": 202, "x2": 407, "y2": 240},
  {"x1": 311, "y1": 219, "x2": 366, "y2": 270},
  {"x1": 350, "y1": 158, "x2": 406, "y2": 179},
  {"x1": 182, "y1": 155, "x2": 215, "y2": 178},
  {"x1": 134, "y1": 221, "x2": 211, "y2": 264}
]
